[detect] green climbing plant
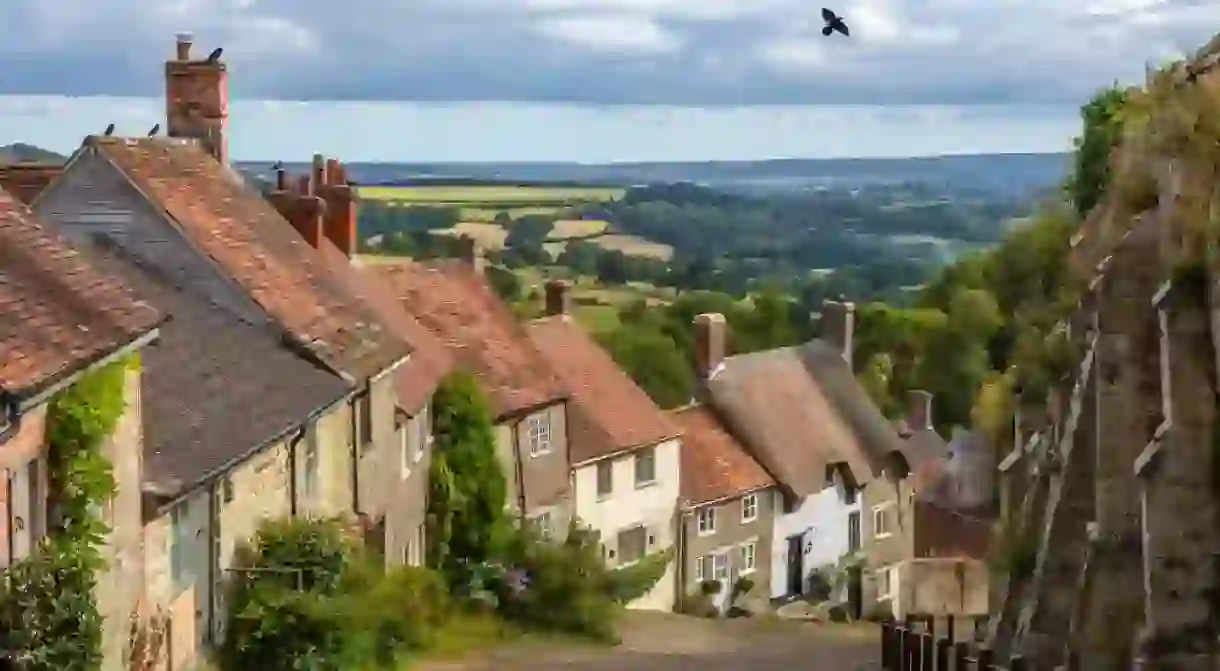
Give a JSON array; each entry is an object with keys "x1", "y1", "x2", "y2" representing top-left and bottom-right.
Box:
[{"x1": 0, "y1": 357, "x2": 132, "y2": 671}]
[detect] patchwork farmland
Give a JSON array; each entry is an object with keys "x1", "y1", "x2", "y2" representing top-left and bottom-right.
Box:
[{"x1": 357, "y1": 184, "x2": 673, "y2": 260}]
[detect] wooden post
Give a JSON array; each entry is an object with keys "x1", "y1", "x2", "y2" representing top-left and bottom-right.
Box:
[
  {"x1": 977, "y1": 646, "x2": 994, "y2": 670},
  {"x1": 1066, "y1": 649, "x2": 1081, "y2": 671},
  {"x1": 935, "y1": 637, "x2": 951, "y2": 671},
  {"x1": 897, "y1": 625, "x2": 908, "y2": 671},
  {"x1": 954, "y1": 641, "x2": 969, "y2": 670},
  {"x1": 1009, "y1": 653, "x2": 1027, "y2": 671},
  {"x1": 947, "y1": 616, "x2": 956, "y2": 644},
  {"x1": 921, "y1": 633, "x2": 934, "y2": 671},
  {"x1": 881, "y1": 621, "x2": 894, "y2": 670}
]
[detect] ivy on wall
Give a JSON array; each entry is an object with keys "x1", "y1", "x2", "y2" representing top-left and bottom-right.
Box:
[{"x1": 0, "y1": 357, "x2": 132, "y2": 671}]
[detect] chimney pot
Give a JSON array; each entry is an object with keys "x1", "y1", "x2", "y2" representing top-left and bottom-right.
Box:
[
  {"x1": 906, "y1": 389, "x2": 933, "y2": 432},
  {"x1": 312, "y1": 154, "x2": 327, "y2": 189},
  {"x1": 274, "y1": 166, "x2": 287, "y2": 191},
  {"x1": 545, "y1": 280, "x2": 571, "y2": 316},
  {"x1": 820, "y1": 300, "x2": 856, "y2": 367},
  {"x1": 298, "y1": 174, "x2": 313, "y2": 196},
  {"x1": 175, "y1": 33, "x2": 193, "y2": 61},
  {"x1": 325, "y1": 158, "x2": 341, "y2": 186},
  {"x1": 458, "y1": 236, "x2": 485, "y2": 276},
  {"x1": 693, "y1": 313, "x2": 727, "y2": 382}
]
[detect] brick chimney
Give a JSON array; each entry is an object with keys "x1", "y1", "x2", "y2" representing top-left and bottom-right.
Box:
[
  {"x1": 906, "y1": 389, "x2": 933, "y2": 433},
  {"x1": 165, "y1": 33, "x2": 228, "y2": 165},
  {"x1": 267, "y1": 164, "x2": 326, "y2": 248},
  {"x1": 821, "y1": 300, "x2": 855, "y2": 367},
  {"x1": 693, "y1": 313, "x2": 727, "y2": 382},
  {"x1": 311, "y1": 154, "x2": 358, "y2": 258},
  {"x1": 458, "y1": 236, "x2": 486, "y2": 276},
  {"x1": 545, "y1": 280, "x2": 571, "y2": 316}
]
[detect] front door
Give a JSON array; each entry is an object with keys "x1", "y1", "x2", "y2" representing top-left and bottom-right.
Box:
[
  {"x1": 847, "y1": 566, "x2": 863, "y2": 619},
  {"x1": 786, "y1": 534, "x2": 804, "y2": 596}
]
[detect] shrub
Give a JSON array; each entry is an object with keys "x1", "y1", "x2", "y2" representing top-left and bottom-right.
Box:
[
  {"x1": 677, "y1": 590, "x2": 719, "y2": 619},
  {"x1": 699, "y1": 579, "x2": 723, "y2": 596},
  {"x1": 606, "y1": 550, "x2": 671, "y2": 604},
  {"x1": 496, "y1": 524, "x2": 620, "y2": 643}
]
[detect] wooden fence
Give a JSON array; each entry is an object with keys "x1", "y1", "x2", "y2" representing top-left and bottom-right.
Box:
[{"x1": 879, "y1": 618, "x2": 1073, "y2": 671}]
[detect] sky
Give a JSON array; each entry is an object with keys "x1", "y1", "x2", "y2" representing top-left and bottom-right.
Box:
[{"x1": 0, "y1": 0, "x2": 1217, "y2": 162}]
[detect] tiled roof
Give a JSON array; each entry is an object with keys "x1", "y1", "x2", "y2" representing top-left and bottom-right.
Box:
[
  {"x1": 705, "y1": 339, "x2": 900, "y2": 498},
  {"x1": 0, "y1": 188, "x2": 161, "y2": 397},
  {"x1": 375, "y1": 259, "x2": 566, "y2": 419},
  {"x1": 528, "y1": 315, "x2": 680, "y2": 463},
  {"x1": 670, "y1": 404, "x2": 774, "y2": 507},
  {"x1": 317, "y1": 244, "x2": 453, "y2": 415},
  {"x1": 86, "y1": 243, "x2": 349, "y2": 501},
  {"x1": 88, "y1": 137, "x2": 408, "y2": 381},
  {"x1": 0, "y1": 163, "x2": 63, "y2": 205}
]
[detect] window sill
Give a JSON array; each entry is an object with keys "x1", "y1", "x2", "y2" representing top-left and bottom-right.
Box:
[
  {"x1": 739, "y1": 567, "x2": 756, "y2": 577},
  {"x1": 741, "y1": 515, "x2": 757, "y2": 524},
  {"x1": 634, "y1": 479, "x2": 657, "y2": 491},
  {"x1": 874, "y1": 532, "x2": 893, "y2": 539},
  {"x1": 596, "y1": 493, "x2": 613, "y2": 502},
  {"x1": 529, "y1": 449, "x2": 553, "y2": 458},
  {"x1": 697, "y1": 529, "x2": 717, "y2": 537}
]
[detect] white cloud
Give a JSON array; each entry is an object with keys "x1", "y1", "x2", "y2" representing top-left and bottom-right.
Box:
[{"x1": 533, "y1": 14, "x2": 683, "y2": 54}]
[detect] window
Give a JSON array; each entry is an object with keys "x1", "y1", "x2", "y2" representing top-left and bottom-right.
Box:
[
  {"x1": 596, "y1": 461, "x2": 613, "y2": 498},
  {"x1": 712, "y1": 552, "x2": 730, "y2": 582},
  {"x1": 526, "y1": 414, "x2": 552, "y2": 457},
  {"x1": 221, "y1": 476, "x2": 234, "y2": 504},
  {"x1": 844, "y1": 485, "x2": 858, "y2": 505},
  {"x1": 634, "y1": 447, "x2": 656, "y2": 487},
  {"x1": 877, "y1": 566, "x2": 896, "y2": 601},
  {"x1": 405, "y1": 523, "x2": 426, "y2": 566},
  {"x1": 697, "y1": 506, "x2": 716, "y2": 535},
  {"x1": 740, "y1": 541, "x2": 757, "y2": 574},
  {"x1": 617, "y1": 525, "x2": 647, "y2": 564},
  {"x1": 693, "y1": 555, "x2": 705, "y2": 583},
  {"x1": 873, "y1": 503, "x2": 893, "y2": 538},
  {"x1": 302, "y1": 430, "x2": 319, "y2": 502},
  {"x1": 533, "y1": 512, "x2": 553, "y2": 540},
  {"x1": 848, "y1": 511, "x2": 861, "y2": 553},
  {"x1": 170, "y1": 504, "x2": 186, "y2": 588},
  {"x1": 357, "y1": 394, "x2": 374, "y2": 447},
  {"x1": 741, "y1": 494, "x2": 758, "y2": 523},
  {"x1": 398, "y1": 415, "x2": 411, "y2": 479},
  {"x1": 416, "y1": 403, "x2": 431, "y2": 463}
]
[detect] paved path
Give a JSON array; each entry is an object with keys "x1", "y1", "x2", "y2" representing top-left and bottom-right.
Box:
[{"x1": 419, "y1": 613, "x2": 881, "y2": 671}]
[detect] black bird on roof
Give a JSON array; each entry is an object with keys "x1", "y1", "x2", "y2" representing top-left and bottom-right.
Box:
[
  {"x1": 147, "y1": 124, "x2": 160, "y2": 137},
  {"x1": 822, "y1": 8, "x2": 850, "y2": 37},
  {"x1": 103, "y1": 123, "x2": 115, "y2": 137},
  {"x1": 207, "y1": 47, "x2": 223, "y2": 63},
  {"x1": 271, "y1": 161, "x2": 284, "y2": 171}
]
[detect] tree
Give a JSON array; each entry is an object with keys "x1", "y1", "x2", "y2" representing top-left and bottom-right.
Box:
[
  {"x1": 427, "y1": 372, "x2": 510, "y2": 580},
  {"x1": 596, "y1": 327, "x2": 695, "y2": 409}
]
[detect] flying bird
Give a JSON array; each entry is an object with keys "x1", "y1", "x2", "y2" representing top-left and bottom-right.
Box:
[
  {"x1": 103, "y1": 124, "x2": 115, "y2": 137},
  {"x1": 147, "y1": 124, "x2": 160, "y2": 137},
  {"x1": 822, "y1": 8, "x2": 850, "y2": 37},
  {"x1": 207, "y1": 47, "x2": 223, "y2": 63}
]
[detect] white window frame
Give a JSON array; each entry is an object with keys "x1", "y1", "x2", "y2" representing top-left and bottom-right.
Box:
[
  {"x1": 416, "y1": 403, "x2": 431, "y2": 464},
  {"x1": 533, "y1": 511, "x2": 553, "y2": 540},
  {"x1": 634, "y1": 446, "x2": 656, "y2": 487},
  {"x1": 711, "y1": 552, "x2": 730, "y2": 582},
  {"x1": 301, "y1": 431, "x2": 319, "y2": 501},
  {"x1": 739, "y1": 540, "x2": 757, "y2": 575},
  {"x1": 741, "y1": 493, "x2": 758, "y2": 523},
  {"x1": 596, "y1": 460, "x2": 613, "y2": 499},
  {"x1": 693, "y1": 555, "x2": 705, "y2": 583},
  {"x1": 526, "y1": 413, "x2": 552, "y2": 457},
  {"x1": 872, "y1": 502, "x2": 894, "y2": 539},
  {"x1": 696, "y1": 506, "x2": 716, "y2": 536},
  {"x1": 877, "y1": 565, "x2": 897, "y2": 601},
  {"x1": 398, "y1": 415, "x2": 411, "y2": 479}
]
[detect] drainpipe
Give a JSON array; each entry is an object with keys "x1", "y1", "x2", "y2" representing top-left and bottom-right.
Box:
[
  {"x1": 675, "y1": 507, "x2": 689, "y2": 611},
  {"x1": 0, "y1": 392, "x2": 20, "y2": 443},
  {"x1": 287, "y1": 426, "x2": 307, "y2": 517},
  {"x1": 510, "y1": 421, "x2": 527, "y2": 519},
  {"x1": 349, "y1": 387, "x2": 370, "y2": 516}
]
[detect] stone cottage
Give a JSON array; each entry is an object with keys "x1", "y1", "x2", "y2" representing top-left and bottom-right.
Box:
[
  {"x1": 527, "y1": 280, "x2": 683, "y2": 610},
  {"x1": 689, "y1": 304, "x2": 900, "y2": 609},
  {"x1": 0, "y1": 187, "x2": 164, "y2": 671},
  {"x1": 669, "y1": 403, "x2": 778, "y2": 614}
]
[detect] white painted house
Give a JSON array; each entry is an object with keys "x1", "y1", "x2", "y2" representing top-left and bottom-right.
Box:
[
  {"x1": 691, "y1": 303, "x2": 900, "y2": 609},
  {"x1": 528, "y1": 282, "x2": 683, "y2": 610}
]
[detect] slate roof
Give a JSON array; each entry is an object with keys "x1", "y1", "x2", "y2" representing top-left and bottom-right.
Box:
[
  {"x1": 377, "y1": 259, "x2": 567, "y2": 419},
  {"x1": 317, "y1": 244, "x2": 452, "y2": 415},
  {"x1": 705, "y1": 339, "x2": 900, "y2": 498},
  {"x1": 0, "y1": 188, "x2": 161, "y2": 399},
  {"x1": 85, "y1": 136, "x2": 408, "y2": 381},
  {"x1": 528, "y1": 315, "x2": 680, "y2": 464},
  {"x1": 670, "y1": 404, "x2": 775, "y2": 507},
  {"x1": 85, "y1": 242, "x2": 350, "y2": 501}
]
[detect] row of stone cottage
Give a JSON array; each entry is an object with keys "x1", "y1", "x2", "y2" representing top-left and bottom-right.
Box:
[{"x1": 0, "y1": 33, "x2": 995, "y2": 671}]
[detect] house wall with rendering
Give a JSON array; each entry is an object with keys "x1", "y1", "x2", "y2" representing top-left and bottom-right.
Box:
[{"x1": 770, "y1": 487, "x2": 859, "y2": 600}]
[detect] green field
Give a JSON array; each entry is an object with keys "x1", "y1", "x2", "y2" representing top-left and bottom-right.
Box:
[{"x1": 357, "y1": 185, "x2": 625, "y2": 204}]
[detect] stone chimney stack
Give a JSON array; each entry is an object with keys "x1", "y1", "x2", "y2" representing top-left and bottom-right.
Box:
[
  {"x1": 545, "y1": 280, "x2": 571, "y2": 316},
  {"x1": 906, "y1": 389, "x2": 933, "y2": 432},
  {"x1": 458, "y1": 236, "x2": 486, "y2": 276},
  {"x1": 694, "y1": 313, "x2": 727, "y2": 382},
  {"x1": 821, "y1": 300, "x2": 855, "y2": 367},
  {"x1": 165, "y1": 33, "x2": 229, "y2": 165}
]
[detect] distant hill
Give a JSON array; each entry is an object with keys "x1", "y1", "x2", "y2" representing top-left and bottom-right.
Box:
[
  {"x1": 240, "y1": 152, "x2": 1070, "y2": 198},
  {"x1": 0, "y1": 143, "x2": 66, "y2": 163}
]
